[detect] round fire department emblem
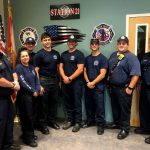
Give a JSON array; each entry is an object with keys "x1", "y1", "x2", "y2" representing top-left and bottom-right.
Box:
[
  {"x1": 92, "y1": 23, "x2": 115, "y2": 46},
  {"x1": 19, "y1": 27, "x2": 38, "y2": 46}
]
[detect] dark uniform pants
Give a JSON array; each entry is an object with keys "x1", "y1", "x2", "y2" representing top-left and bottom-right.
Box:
[
  {"x1": 139, "y1": 86, "x2": 150, "y2": 131},
  {"x1": 62, "y1": 80, "x2": 83, "y2": 124},
  {"x1": 35, "y1": 95, "x2": 46, "y2": 129},
  {"x1": 85, "y1": 88, "x2": 105, "y2": 126},
  {"x1": 17, "y1": 92, "x2": 35, "y2": 141},
  {"x1": 0, "y1": 96, "x2": 14, "y2": 150},
  {"x1": 110, "y1": 86, "x2": 132, "y2": 131},
  {"x1": 38, "y1": 77, "x2": 59, "y2": 125}
]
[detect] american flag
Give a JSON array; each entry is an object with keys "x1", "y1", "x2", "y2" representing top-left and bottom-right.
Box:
[
  {"x1": 44, "y1": 25, "x2": 85, "y2": 46},
  {"x1": 0, "y1": 14, "x2": 7, "y2": 55}
]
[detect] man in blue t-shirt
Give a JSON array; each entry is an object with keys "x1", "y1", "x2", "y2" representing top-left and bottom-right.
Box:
[
  {"x1": 59, "y1": 35, "x2": 85, "y2": 132},
  {"x1": 108, "y1": 36, "x2": 141, "y2": 140},
  {"x1": 34, "y1": 32, "x2": 60, "y2": 134},
  {"x1": 84, "y1": 39, "x2": 108, "y2": 135}
]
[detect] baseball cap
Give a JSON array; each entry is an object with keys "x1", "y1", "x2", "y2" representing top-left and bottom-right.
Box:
[
  {"x1": 117, "y1": 36, "x2": 129, "y2": 44},
  {"x1": 68, "y1": 35, "x2": 77, "y2": 42},
  {"x1": 25, "y1": 37, "x2": 36, "y2": 44},
  {"x1": 90, "y1": 39, "x2": 100, "y2": 45}
]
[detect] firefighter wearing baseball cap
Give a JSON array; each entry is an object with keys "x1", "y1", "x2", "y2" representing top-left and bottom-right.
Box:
[
  {"x1": 108, "y1": 36, "x2": 141, "y2": 139},
  {"x1": 59, "y1": 35, "x2": 85, "y2": 132},
  {"x1": 24, "y1": 37, "x2": 36, "y2": 65},
  {"x1": 83, "y1": 38, "x2": 108, "y2": 135}
]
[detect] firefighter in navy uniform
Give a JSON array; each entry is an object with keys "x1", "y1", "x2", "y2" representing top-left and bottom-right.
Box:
[
  {"x1": 84, "y1": 39, "x2": 108, "y2": 135},
  {"x1": 34, "y1": 32, "x2": 60, "y2": 133},
  {"x1": 0, "y1": 39, "x2": 20, "y2": 150},
  {"x1": 59, "y1": 35, "x2": 85, "y2": 132},
  {"x1": 24, "y1": 37, "x2": 39, "y2": 137},
  {"x1": 16, "y1": 48, "x2": 40, "y2": 147},
  {"x1": 135, "y1": 39, "x2": 150, "y2": 144},
  {"x1": 108, "y1": 36, "x2": 141, "y2": 140}
]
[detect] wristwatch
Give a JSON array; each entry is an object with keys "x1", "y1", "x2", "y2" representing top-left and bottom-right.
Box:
[{"x1": 127, "y1": 86, "x2": 134, "y2": 91}]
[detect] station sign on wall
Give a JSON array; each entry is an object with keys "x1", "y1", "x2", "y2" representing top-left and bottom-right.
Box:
[{"x1": 50, "y1": 3, "x2": 80, "y2": 20}]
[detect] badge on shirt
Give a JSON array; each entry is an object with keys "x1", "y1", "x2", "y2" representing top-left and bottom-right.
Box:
[
  {"x1": 70, "y1": 56, "x2": 75, "y2": 60},
  {"x1": 53, "y1": 55, "x2": 58, "y2": 60},
  {"x1": 117, "y1": 54, "x2": 125, "y2": 61},
  {"x1": 94, "y1": 60, "x2": 99, "y2": 66}
]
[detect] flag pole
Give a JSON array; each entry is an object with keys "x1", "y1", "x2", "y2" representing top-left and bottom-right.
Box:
[
  {"x1": 7, "y1": 0, "x2": 20, "y2": 124},
  {"x1": 8, "y1": 0, "x2": 16, "y2": 70}
]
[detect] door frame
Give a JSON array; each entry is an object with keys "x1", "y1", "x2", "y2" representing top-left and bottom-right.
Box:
[{"x1": 126, "y1": 13, "x2": 150, "y2": 54}]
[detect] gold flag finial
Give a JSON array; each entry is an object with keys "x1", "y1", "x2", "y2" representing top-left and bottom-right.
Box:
[{"x1": 14, "y1": 115, "x2": 20, "y2": 124}]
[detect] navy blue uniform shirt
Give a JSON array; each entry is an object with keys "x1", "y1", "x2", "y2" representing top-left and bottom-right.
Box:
[
  {"x1": 0, "y1": 53, "x2": 14, "y2": 80},
  {"x1": 108, "y1": 51, "x2": 141, "y2": 85},
  {"x1": 140, "y1": 52, "x2": 150, "y2": 86},
  {"x1": 16, "y1": 64, "x2": 40, "y2": 94},
  {"x1": 0, "y1": 53, "x2": 14, "y2": 95},
  {"x1": 34, "y1": 49, "x2": 60, "y2": 77},
  {"x1": 60, "y1": 49, "x2": 85, "y2": 79},
  {"x1": 29, "y1": 52, "x2": 36, "y2": 66},
  {"x1": 85, "y1": 53, "x2": 108, "y2": 91}
]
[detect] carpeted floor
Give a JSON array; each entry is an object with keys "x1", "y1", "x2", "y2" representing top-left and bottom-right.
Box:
[{"x1": 14, "y1": 123, "x2": 150, "y2": 150}]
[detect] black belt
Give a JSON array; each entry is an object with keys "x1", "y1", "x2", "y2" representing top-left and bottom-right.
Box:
[
  {"x1": 39, "y1": 75, "x2": 57, "y2": 81},
  {"x1": 109, "y1": 84, "x2": 128, "y2": 88}
]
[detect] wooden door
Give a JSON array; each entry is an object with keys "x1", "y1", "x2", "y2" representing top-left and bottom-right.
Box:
[{"x1": 126, "y1": 14, "x2": 150, "y2": 127}]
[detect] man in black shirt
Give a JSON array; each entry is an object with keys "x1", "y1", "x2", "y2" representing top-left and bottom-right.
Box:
[
  {"x1": 84, "y1": 39, "x2": 108, "y2": 135},
  {"x1": 34, "y1": 32, "x2": 60, "y2": 133},
  {"x1": 59, "y1": 35, "x2": 85, "y2": 132}
]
